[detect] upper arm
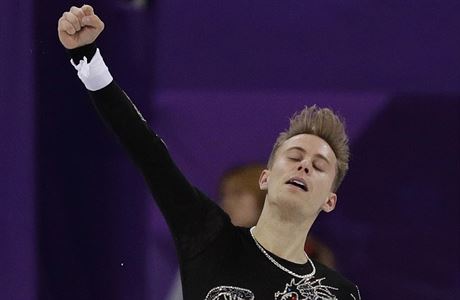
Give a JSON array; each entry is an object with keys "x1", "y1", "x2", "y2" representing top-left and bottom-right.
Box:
[{"x1": 89, "y1": 82, "x2": 230, "y2": 255}]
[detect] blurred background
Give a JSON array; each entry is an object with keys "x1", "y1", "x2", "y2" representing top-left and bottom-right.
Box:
[{"x1": 1, "y1": 0, "x2": 459, "y2": 299}]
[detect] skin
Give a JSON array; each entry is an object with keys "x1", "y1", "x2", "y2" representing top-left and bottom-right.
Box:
[
  {"x1": 253, "y1": 134, "x2": 338, "y2": 263},
  {"x1": 57, "y1": 5, "x2": 338, "y2": 266},
  {"x1": 58, "y1": 5, "x2": 104, "y2": 50}
]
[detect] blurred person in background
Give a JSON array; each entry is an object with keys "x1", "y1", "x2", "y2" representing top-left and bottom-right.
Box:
[
  {"x1": 219, "y1": 164, "x2": 266, "y2": 228},
  {"x1": 58, "y1": 5, "x2": 360, "y2": 299}
]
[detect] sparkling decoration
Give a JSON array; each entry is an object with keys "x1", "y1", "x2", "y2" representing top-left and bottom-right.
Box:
[
  {"x1": 250, "y1": 226, "x2": 316, "y2": 279},
  {"x1": 274, "y1": 277, "x2": 338, "y2": 300},
  {"x1": 205, "y1": 285, "x2": 255, "y2": 300}
]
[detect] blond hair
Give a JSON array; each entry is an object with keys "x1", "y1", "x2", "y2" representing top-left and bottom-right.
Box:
[{"x1": 267, "y1": 105, "x2": 349, "y2": 192}]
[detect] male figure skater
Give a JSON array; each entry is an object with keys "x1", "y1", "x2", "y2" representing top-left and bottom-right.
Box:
[{"x1": 58, "y1": 5, "x2": 360, "y2": 299}]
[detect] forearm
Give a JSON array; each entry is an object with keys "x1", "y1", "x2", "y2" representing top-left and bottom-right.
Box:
[
  {"x1": 67, "y1": 45, "x2": 227, "y2": 250},
  {"x1": 68, "y1": 44, "x2": 167, "y2": 166},
  {"x1": 59, "y1": 4, "x2": 229, "y2": 262}
]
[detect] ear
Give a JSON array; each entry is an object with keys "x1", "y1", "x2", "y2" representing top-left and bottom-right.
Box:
[
  {"x1": 321, "y1": 193, "x2": 337, "y2": 213},
  {"x1": 259, "y1": 169, "x2": 270, "y2": 191}
]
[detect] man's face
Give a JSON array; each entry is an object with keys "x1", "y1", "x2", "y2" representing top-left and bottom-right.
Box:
[{"x1": 259, "y1": 134, "x2": 338, "y2": 220}]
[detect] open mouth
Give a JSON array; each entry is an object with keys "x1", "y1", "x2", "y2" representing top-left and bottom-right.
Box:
[{"x1": 286, "y1": 178, "x2": 308, "y2": 192}]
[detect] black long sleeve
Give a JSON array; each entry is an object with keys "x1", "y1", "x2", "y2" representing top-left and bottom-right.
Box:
[
  {"x1": 69, "y1": 45, "x2": 229, "y2": 259},
  {"x1": 68, "y1": 45, "x2": 361, "y2": 300}
]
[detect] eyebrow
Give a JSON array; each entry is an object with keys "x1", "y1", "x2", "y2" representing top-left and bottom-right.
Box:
[{"x1": 286, "y1": 146, "x2": 331, "y2": 165}]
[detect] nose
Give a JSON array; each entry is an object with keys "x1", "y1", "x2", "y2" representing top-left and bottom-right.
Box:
[{"x1": 297, "y1": 164, "x2": 309, "y2": 174}]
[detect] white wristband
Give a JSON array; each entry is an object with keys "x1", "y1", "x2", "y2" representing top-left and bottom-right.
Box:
[{"x1": 70, "y1": 48, "x2": 113, "y2": 91}]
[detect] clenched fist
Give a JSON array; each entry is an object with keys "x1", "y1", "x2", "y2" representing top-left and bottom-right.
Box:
[{"x1": 58, "y1": 5, "x2": 104, "y2": 49}]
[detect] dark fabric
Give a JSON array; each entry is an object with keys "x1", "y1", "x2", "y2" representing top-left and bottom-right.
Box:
[
  {"x1": 70, "y1": 46, "x2": 360, "y2": 299},
  {"x1": 68, "y1": 43, "x2": 97, "y2": 64},
  {"x1": 90, "y1": 81, "x2": 229, "y2": 260}
]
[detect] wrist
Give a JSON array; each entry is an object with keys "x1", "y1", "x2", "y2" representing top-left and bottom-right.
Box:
[
  {"x1": 70, "y1": 47, "x2": 113, "y2": 91},
  {"x1": 68, "y1": 43, "x2": 97, "y2": 64}
]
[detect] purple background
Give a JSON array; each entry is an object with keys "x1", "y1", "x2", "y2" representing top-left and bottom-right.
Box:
[{"x1": 1, "y1": 0, "x2": 459, "y2": 299}]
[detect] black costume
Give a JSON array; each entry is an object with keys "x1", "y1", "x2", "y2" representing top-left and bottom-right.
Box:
[{"x1": 69, "y1": 44, "x2": 361, "y2": 300}]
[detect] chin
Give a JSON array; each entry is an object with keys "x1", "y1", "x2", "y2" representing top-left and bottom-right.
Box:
[{"x1": 273, "y1": 197, "x2": 310, "y2": 218}]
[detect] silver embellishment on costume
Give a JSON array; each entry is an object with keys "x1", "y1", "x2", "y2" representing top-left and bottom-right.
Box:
[
  {"x1": 205, "y1": 286, "x2": 255, "y2": 300},
  {"x1": 250, "y1": 226, "x2": 316, "y2": 279},
  {"x1": 353, "y1": 285, "x2": 362, "y2": 300},
  {"x1": 123, "y1": 91, "x2": 146, "y2": 122},
  {"x1": 274, "y1": 277, "x2": 338, "y2": 300}
]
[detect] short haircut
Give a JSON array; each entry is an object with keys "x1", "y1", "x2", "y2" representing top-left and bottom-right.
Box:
[{"x1": 267, "y1": 105, "x2": 349, "y2": 192}]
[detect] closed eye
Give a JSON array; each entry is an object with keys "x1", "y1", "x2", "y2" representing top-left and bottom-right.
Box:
[
  {"x1": 313, "y1": 162, "x2": 325, "y2": 172},
  {"x1": 288, "y1": 157, "x2": 301, "y2": 162}
]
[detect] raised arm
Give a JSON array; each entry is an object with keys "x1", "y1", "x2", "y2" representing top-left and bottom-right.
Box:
[{"x1": 57, "y1": 5, "x2": 229, "y2": 258}]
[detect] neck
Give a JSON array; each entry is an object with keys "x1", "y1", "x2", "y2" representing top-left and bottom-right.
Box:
[{"x1": 253, "y1": 203, "x2": 316, "y2": 264}]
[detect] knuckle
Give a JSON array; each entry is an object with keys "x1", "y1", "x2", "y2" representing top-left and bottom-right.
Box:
[{"x1": 71, "y1": 6, "x2": 83, "y2": 16}]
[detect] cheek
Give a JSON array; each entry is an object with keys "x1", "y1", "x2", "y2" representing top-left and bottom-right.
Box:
[{"x1": 322, "y1": 176, "x2": 336, "y2": 193}]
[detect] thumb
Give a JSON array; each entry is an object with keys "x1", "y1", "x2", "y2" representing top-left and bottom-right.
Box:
[{"x1": 81, "y1": 4, "x2": 94, "y2": 16}]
